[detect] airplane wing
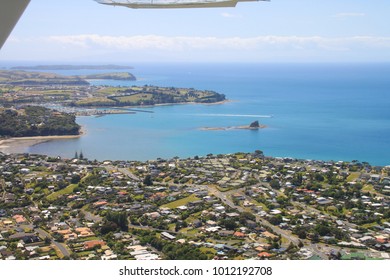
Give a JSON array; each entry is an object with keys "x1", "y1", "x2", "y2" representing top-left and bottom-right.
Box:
[
  {"x1": 0, "y1": 0, "x2": 30, "y2": 49},
  {"x1": 95, "y1": 0, "x2": 264, "y2": 9},
  {"x1": 0, "y1": 0, "x2": 265, "y2": 49}
]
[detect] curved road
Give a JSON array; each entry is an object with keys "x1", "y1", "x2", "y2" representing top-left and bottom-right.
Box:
[{"x1": 35, "y1": 228, "x2": 71, "y2": 258}]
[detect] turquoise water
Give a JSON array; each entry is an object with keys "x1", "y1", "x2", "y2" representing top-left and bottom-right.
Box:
[{"x1": 28, "y1": 63, "x2": 390, "y2": 165}]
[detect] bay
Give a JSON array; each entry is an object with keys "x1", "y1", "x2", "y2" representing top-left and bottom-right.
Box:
[{"x1": 27, "y1": 63, "x2": 390, "y2": 166}]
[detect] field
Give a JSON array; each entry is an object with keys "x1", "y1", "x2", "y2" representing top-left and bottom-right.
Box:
[
  {"x1": 160, "y1": 194, "x2": 199, "y2": 209},
  {"x1": 46, "y1": 184, "x2": 78, "y2": 202}
]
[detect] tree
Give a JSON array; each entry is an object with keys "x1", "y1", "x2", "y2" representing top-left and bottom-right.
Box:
[
  {"x1": 240, "y1": 211, "x2": 256, "y2": 222},
  {"x1": 44, "y1": 237, "x2": 51, "y2": 245},
  {"x1": 270, "y1": 179, "x2": 281, "y2": 189},
  {"x1": 287, "y1": 242, "x2": 296, "y2": 252},
  {"x1": 52, "y1": 232, "x2": 64, "y2": 242},
  {"x1": 254, "y1": 150, "x2": 264, "y2": 157},
  {"x1": 100, "y1": 221, "x2": 118, "y2": 235},
  {"x1": 314, "y1": 173, "x2": 324, "y2": 182},
  {"x1": 105, "y1": 211, "x2": 128, "y2": 231},
  {"x1": 71, "y1": 174, "x2": 81, "y2": 184},
  {"x1": 220, "y1": 219, "x2": 237, "y2": 230},
  {"x1": 143, "y1": 175, "x2": 153, "y2": 186},
  {"x1": 292, "y1": 173, "x2": 303, "y2": 186},
  {"x1": 311, "y1": 233, "x2": 320, "y2": 243},
  {"x1": 295, "y1": 227, "x2": 307, "y2": 239},
  {"x1": 314, "y1": 222, "x2": 332, "y2": 236},
  {"x1": 269, "y1": 214, "x2": 283, "y2": 225}
]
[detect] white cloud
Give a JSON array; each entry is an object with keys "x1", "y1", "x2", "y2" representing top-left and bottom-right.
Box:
[
  {"x1": 3, "y1": 34, "x2": 390, "y2": 62},
  {"x1": 46, "y1": 34, "x2": 390, "y2": 52}
]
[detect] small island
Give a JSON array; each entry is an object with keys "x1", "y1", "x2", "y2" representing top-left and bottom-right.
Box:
[{"x1": 200, "y1": 120, "x2": 266, "y2": 131}]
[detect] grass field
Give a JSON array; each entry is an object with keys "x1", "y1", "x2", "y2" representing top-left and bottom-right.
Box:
[
  {"x1": 46, "y1": 184, "x2": 78, "y2": 202},
  {"x1": 341, "y1": 252, "x2": 379, "y2": 260},
  {"x1": 115, "y1": 93, "x2": 153, "y2": 103},
  {"x1": 160, "y1": 194, "x2": 199, "y2": 209},
  {"x1": 362, "y1": 184, "x2": 381, "y2": 196},
  {"x1": 347, "y1": 172, "x2": 360, "y2": 182}
]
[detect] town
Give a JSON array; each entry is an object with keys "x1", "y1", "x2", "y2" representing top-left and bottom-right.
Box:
[{"x1": 0, "y1": 151, "x2": 389, "y2": 260}]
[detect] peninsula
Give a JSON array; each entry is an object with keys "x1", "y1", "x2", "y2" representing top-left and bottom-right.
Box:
[
  {"x1": 78, "y1": 72, "x2": 136, "y2": 81},
  {"x1": 0, "y1": 70, "x2": 88, "y2": 86},
  {"x1": 74, "y1": 85, "x2": 226, "y2": 107},
  {"x1": 0, "y1": 106, "x2": 80, "y2": 137},
  {"x1": 0, "y1": 70, "x2": 225, "y2": 108}
]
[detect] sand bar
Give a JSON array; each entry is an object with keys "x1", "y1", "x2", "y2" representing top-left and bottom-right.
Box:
[
  {"x1": 0, "y1": 134, "x2": 81, "y2": 154},
  {"x1": 200, "y1": 124, "x2": 267, "y2": 131}
]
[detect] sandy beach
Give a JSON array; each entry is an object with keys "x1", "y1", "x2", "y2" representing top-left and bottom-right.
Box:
[
  {"x1": 0, "y1": 134, "x2": 81, "y2": 154},
  {"x1": 0, "y1": 126, "x2": 85, "y2": 154}
]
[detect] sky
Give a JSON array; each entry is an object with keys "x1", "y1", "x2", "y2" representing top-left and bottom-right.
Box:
[{"x1": 1, "y1": 0, "x2": 390, "y2": 63}]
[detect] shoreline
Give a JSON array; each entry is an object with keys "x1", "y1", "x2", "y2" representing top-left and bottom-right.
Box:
[
  {"x1": 117, "y1": 99, "x2": 233, "y2": 109},
  {"x1": 75, "y1": 100, "x2": 233, "y2": 114},
  {"x1": 0, "y1": 127, "x2": 85, "y2": 154},
  {"x1": 153, "y1": 99, "x2": 232, "y2": 107}
]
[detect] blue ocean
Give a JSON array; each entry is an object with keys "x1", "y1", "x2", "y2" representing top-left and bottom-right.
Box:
[{"x1": 26, "y1": 63, "x2": 390, "y2": 166}]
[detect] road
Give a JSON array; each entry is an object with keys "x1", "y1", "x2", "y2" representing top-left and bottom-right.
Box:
[
  {"x1": 105, "y1": 165, "x2": 140, "y2": 181},
  {"x1": 208, "y1": 185, "x2": 300, "y2": 245},
  {"x1": 35, "y1": 228, "x2": 71, "y2": 258}
]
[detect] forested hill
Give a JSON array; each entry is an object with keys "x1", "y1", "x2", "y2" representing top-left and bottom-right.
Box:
[
  {"x1": 0, "y1": 106, "x2": 80, "y2": 137},
  {"x1": 74, "y1": 85, "x2": 226, "y2": 107},
  {"x1": 0, "y1": 70, "x2": 136, "y2": 86},
  {"x1": 0, "y1": 70, "x2": 89, "y2": 86}
]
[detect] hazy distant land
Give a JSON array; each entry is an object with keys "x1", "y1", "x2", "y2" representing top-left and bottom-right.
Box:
[
  {"x1": 0, "y1": 70, "x2": 89, "y2": 86},
  {"x1": 79, "y1": 72, "x2": 136, "y2": 81},
  {"x1": 10, "y1": 64, "x2": 133, "y2": 70},
  {"x1": 0, "y1": 70, "x2": 136, "y2": 86}
]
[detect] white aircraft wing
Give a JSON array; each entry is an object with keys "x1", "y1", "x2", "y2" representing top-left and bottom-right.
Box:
[
  {"x1": 95, "y1": 0, "x2": 264, "y2": 9},
  {"x1": 0, "y1": 0, "x2": 265, "y2": 49}
]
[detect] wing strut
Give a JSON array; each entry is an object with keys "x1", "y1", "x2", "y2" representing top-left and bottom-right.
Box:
[{"x1": 0, "y1": 0, "x2": 30, "y2": 49}]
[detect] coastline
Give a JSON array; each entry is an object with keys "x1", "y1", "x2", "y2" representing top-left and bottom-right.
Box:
[
  {"x1": 120, "y1": 99, "x2": 232, "y2": 109},
  {"x1": 157, "y1": 99, "x2": 232, "y2": 107},
  {"x1": 0, "y1": 126, "x2": 85, "y2": 154}
]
